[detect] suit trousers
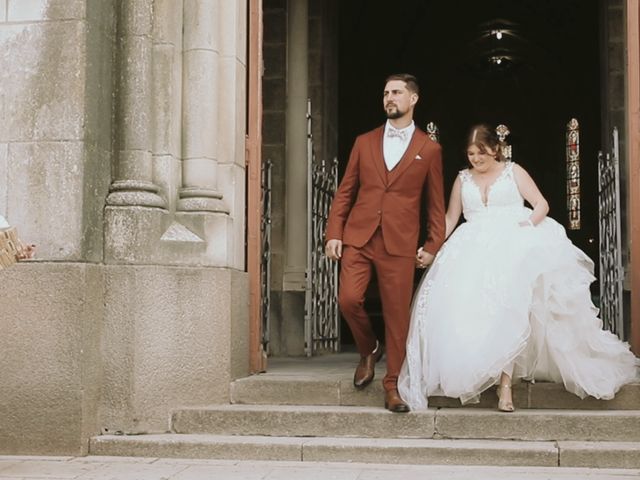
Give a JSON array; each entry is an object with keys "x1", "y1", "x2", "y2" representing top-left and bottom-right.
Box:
[{"x1": 338, "y1": 228, "x2": 415, "y2": 392}]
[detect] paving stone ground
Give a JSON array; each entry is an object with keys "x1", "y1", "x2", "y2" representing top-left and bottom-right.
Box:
[{"x1": 0, "y1": 456, "x2": 638, "y2": 480}]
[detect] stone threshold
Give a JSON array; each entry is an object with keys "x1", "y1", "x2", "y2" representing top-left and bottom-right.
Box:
[{"x1": 232, "y1": 353, "x2": 640, "y2": 410}]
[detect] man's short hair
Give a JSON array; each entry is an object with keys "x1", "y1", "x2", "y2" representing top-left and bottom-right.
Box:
[{"x1": 385, "y1": 73, "x2": 419, "y2": 95}]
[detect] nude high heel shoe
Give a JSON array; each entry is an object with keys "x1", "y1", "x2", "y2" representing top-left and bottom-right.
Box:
[{"x1": 497, "y1": 384, "x2": 515, "y2": 412}]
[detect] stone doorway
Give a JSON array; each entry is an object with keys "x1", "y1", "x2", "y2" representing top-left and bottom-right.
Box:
[
  {"x1": 337, "y1": 0, "x2": 609, "y2": 347},
  {"x1": 256, "y1": 0, "x2": 638, "y2": 361}
]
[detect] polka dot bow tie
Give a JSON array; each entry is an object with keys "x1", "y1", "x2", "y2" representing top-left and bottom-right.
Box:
[{"x1": 386, "y1": 127, "x2": 408, "y2": 141}]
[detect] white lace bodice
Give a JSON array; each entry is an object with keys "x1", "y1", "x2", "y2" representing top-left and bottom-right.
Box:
[{"x1": 459, "y1": 161, "x2": 525, "y2": 222}]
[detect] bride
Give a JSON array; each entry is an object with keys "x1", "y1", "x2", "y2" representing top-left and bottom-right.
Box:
[{"x1": 398, "y1": 124, "x2": 639, "y2": 412}]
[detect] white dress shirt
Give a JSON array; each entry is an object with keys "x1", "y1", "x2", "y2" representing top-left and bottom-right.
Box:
[
  {"x1": 383, "y1": 120, "x2": 415, "y2": 171},
  {"x1": 0, "y1": 214, "x2": 9, "y2": 229}
]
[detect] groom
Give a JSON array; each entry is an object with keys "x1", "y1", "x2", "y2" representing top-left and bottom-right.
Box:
[{"x1": 325, "y1": 73, "x2": 445, "y2": 412}]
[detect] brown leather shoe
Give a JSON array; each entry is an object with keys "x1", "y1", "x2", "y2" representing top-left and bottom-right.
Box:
[
  {"x1": 384, "y1": 388, "x2": 410, "y2": 413},
  {"x1": 353, "y1": 341, "x2": 383, "y2": 389}
]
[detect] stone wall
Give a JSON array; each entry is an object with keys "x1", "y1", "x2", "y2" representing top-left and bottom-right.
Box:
[
  {"x1": 0, "y1": 263, "x2": 247, "y2": 455},
  {"x1": 0, "y1": 264, "x2": 104, "y2": 455},
  {"x1": 0, "y1": 0, "x2": 250, "y2": 455},
  {"x1": 98, "y1": 266, "x2": 247, "y2": 436},
  {"x1": 0, "y1": 0, "x2": 114, "y2": 455},
  {"x1": 600, "y1": 0, "x2": 631, "y2": 333},
  {"x1": 0, "y1": 0, "x2": 112, "y2": 260}
]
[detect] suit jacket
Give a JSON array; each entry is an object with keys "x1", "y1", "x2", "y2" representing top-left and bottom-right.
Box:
[{"x1": 325, "y1": 125, "x2": 446, "y2": 257}]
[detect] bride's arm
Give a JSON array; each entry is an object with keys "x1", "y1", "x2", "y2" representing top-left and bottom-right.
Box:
[
  {"x1": 445, "y1": 176, "x2": 463, "y2": 238},
  {"x1": 416, "y1": 176, "x2": 462, "y2": 267},
  {"x1": 513, "y1": 164, "x2": 549, "y2": 226}
]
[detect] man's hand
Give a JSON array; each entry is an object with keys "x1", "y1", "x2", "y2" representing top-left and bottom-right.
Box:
[
  {"x1": 415, "y1": 247, "x2": 434, "y2": 269},
  {"x1": 325, "y1": 239, "x2": 343, "y2": 261}
]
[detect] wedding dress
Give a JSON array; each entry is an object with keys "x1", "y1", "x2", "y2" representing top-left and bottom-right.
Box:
[{"x1": 398, "y1": 161, "x2": 639, "y2": 410}]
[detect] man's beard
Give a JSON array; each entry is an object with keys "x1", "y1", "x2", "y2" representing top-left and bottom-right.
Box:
[{"x1": 385, "y1": 104, "x2": 404, "y2": 119}]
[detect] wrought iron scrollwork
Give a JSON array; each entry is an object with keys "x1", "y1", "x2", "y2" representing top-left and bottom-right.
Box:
[
  {"x1": 598, "y1": 128, "x2": 624, "y2": 338},
  {"x1": 261, "y1": 158, "x2": 272, "y2": 353},
  {"x1": 305, "y1": 99, "x2": 340, "y2": 356},
  {"x1": 566, "y1": 119, "x2": 581, "y2": 230}
]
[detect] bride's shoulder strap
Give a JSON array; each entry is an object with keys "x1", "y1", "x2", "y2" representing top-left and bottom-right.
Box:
[
  {"x1": 504, "y1": 160, "x2": 516, "y2": 175},
  {"x1": 458, "y1": 168, "x2": 471, "y2": 182}
]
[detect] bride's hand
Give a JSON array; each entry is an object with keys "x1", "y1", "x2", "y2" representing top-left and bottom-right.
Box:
[{"x1": 518, "y1": 219, "x2": 534, "y2": 228}]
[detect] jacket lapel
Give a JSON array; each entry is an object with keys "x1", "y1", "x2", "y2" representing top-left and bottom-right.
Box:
[
  {"x1": 369, "y1": 127, "x2": 387, "y2": 186},
  {"x1": 387, "y1": 129, "x2": 427, "y2": 186}
]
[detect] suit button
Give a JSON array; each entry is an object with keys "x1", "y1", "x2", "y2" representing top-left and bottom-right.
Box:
[{"x1": 377, "y1": 210, "x2": 382, "y2": 215}]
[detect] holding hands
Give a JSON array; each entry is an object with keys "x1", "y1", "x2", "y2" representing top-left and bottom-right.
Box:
[
  {"x1": 325, "y1": 239, "x2": 435, "y2": 270},
  {"x1": 416, "y1": 247, "x2": 434, "y2": 269}
]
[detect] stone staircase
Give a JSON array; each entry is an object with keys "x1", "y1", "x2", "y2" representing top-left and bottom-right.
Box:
[{"x1": 90, "y1": 354, "x2": 640, "y2": 468}]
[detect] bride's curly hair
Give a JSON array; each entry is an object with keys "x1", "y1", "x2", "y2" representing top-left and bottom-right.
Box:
[{"x1": 466, "y1": 124, "x2": 506, "y2": 163}]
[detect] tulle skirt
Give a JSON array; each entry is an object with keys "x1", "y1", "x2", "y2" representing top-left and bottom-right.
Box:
[{"x1": 398, "y1": 210, "x2": 639, "y2": 410}]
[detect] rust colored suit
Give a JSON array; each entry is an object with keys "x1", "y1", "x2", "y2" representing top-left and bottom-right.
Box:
[{"x1": 325, "y1": 125, "x2": 446, "y2": 391}]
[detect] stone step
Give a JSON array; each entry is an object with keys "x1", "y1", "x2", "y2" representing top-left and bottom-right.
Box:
[
  {"x1": 172, "y1": 405, "x2": 640, "y2": 442},
  {"x1": 230, "y1": 374, "x2": 640, "y2": 410},
  {"x1": 89, "y1": 434, "x2": 640, "y2": 469}
]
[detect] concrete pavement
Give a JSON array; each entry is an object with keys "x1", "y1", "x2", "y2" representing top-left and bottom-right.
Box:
[{"x1": 0, "y1": 456, "x2": 638, "y2": 480}]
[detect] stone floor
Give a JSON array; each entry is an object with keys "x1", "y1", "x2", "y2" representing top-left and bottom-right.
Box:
[
  {"x1": 266, "y1": 352, "x2": 367, "y2": 375},
  {"x1": 0, "y1": 456, "x2": 639, "y2": 480}
]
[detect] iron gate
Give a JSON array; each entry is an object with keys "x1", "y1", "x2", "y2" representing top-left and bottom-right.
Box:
[
  {"x1": 304, "y1": 99, "x2": 340, "y2": 356},
  {"x1": 261, "y1": 158, "x2": 272, "y2": 353},
  {"x1": 598, "y1": 127, "x2": 625, "y2": 338}
]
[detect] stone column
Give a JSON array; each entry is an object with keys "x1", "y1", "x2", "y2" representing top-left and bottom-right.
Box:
[
  {"x1": 179, "y1": 0, "x2": 227, "y2": 213},
  {"x1": 106, "y1": 0, "x2": 165, "y2": 208},
  {"x1": 283, "y1": 0, "x2": 308, "y2": 291},
  {"x1": 215, "y1": 0, "x2": 248, "y2": 269},
  {"x1": 152, "y1": 0, "x2": 184, "y2": 214}
]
